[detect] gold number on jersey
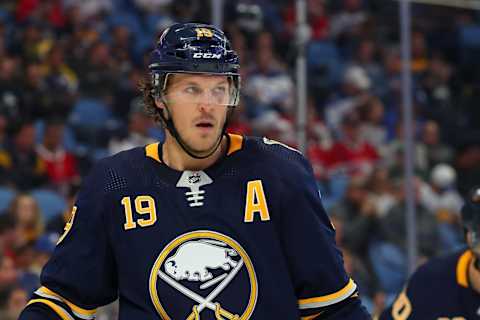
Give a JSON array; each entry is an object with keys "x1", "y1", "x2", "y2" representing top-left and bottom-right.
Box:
[
  {"x1": 195, "y1": 28, "x2": 214, "y2": 38},
  {"x1": 391, "y1": 290, "x2": 412, "y2": 320},
  {"x1": 135, "y1": 196, "x2": 157, "y2": 227},
  {"x1": 244, "y1": 180, "x2": 270, "y2": 222},
  {"x1": 122, "y1": 196, "x2": 157, "y2": 230}
]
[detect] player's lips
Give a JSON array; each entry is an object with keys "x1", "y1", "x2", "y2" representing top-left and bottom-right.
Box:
[
  {"x1": 196, "y1": 122, "x2": 214, "y2": 127},
  {"x1": 194, "y1": 119, "x2": 215, "y2": 130}
]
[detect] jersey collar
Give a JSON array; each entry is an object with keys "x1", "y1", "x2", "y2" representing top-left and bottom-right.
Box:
[{"x1": 145, "y1": 133, "x2": 244, "y2": 163}]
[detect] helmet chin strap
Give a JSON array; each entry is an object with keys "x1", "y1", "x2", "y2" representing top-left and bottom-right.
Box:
[{"x1": 157, "y1": 98, "x2": 231, "y2": 160}]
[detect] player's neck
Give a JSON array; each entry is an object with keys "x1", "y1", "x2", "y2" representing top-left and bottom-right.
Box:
[
  {"x1": 162, "y1": 134, "x2": 227, "y2": 171},
  {"x1": 469, "y1": 257, "x2": 480, "y2": 294}
]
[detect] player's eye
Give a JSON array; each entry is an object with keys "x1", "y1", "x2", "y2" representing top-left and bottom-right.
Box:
[
  {"x1": 184, "y1": 86, "x2": 202, "y2": 95},
  {"x1": 211, "y1": 86, "x2": 227, "y2": 96}
]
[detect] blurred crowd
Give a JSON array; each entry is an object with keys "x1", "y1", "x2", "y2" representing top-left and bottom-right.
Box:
[{"x1": 0, "y1": 0, "x2": 479, "y2": 318}]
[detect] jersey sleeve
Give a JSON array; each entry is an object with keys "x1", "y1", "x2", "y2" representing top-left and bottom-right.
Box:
[
  {"x1": 277, "y1": 152, "x2": 370, "y2": 319},
  {"x1": 21, "y1": 160, "x2": 118, "y2": 320}
]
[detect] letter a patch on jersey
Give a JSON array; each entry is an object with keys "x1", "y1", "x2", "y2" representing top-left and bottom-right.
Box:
[{"x1": 244, "y1": 180, "x2": 270, "y2": 222}]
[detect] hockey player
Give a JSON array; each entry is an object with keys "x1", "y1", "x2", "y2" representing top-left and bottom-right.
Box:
[
  {"x1": 19, "y1": 23, "x2": 370, "y2": 319},
  {"x1": 379, "y1": 186, "x2": 480, "y2": 319}
]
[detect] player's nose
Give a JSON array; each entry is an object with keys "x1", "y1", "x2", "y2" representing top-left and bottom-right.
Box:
[{"x1": 197, "y1": 101, "x2": 215, "y2": 113}]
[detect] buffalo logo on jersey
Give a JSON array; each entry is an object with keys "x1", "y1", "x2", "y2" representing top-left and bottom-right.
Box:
[{"x1": 149, "y1": 231, "x2": 258, "y2": 319}]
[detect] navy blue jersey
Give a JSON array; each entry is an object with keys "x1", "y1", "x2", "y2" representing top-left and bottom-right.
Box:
[
  {"x1": 21, "y1": 134, "x2": 368, "y2": 320},
  {"x1": 380, "y1": 249, "x2": 480, "y2": 320}
]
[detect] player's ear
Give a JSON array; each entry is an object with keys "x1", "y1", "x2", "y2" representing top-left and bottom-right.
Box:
[
  {"x1": 154, "y1": 98, "x2": 165, "y2": 110},
  {"x1": 154, "y1": 98, "x2": 170, "y2": 120}
]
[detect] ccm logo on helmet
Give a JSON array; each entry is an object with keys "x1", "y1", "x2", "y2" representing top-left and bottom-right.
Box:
[{"x1": 193, "y1": 52, "x2": 222, "y2": 59}]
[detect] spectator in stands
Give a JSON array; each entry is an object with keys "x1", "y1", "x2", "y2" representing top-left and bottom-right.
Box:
[
  {"x1": 419, "y1": 164, "x2": 463, "y2": 250},
  {"x1": 41, "y1": 44, "x2": 78, "y2": 119},
  {"x1": 78, "y1": 40, "x2": 117, "y2": 100},
  {"x1": 365, "y1": 167, "x2": 397, "y2": 218},
  {"x1": 13, "y1": 242, "x2": 39, "y2": 295},
  {"x1": 36, "y1": 118, "x2": 79, "y2": 192},
  {"x1": 16, "y1": 20, "x2": 49, "y2": 63},
  {"x1": 307, "y1": 100, "x2": 336, "y2": 181},
  {"x1": 0, "y1": 286, "x2": 28, "y2": 320},
  {"x1": 419, "y1": 53, "x2": 453, "y2": 112},
  {"x1": 284, "y1": 0, "x2": 330, "y2": 40},
  {"x1": 63, "y1": 0, "x2": 113, "y2": 21},
  {"x1": 31, "y1": 233, "x2": 58, "y2": 276},
  {"x1": 419, "y1": 164, "x2": 463, "y2": 216},
  {"x1": 330, "y1": 0, "x2": 368, "y2": 44},
  {"x1": 6, "y1": 194, "x2": 44, "y2": 247},
  {"x1": 110, "y1": 25, "x2": 134, "y2": 77},
  {"x1": 411, "y1": 30, "x2": 429, "y2": 74},
  {"x1": 113, "y1": 68, "x2": 143, "y2": 121},
  {"x1": 20, "y1": 62, "x2": 49, "y2": 120},
  {"x1": 0, "y1": 255, "x2": 19, "y2": 306},
  {"x1": 108, "y1": 101, "x2": 156, "y2": 155},
  {"x1": 330, "y1": 177, "x2": 378, "y2": 259},
  {"x1": 352, "y1": 39, "x2": 387, "y2": 98},
  {"x1": 2, "y1": 122, "x2": 47, "y2": 190},
  {"x1": 358, "y1": 97, "x2": 388, "y2": 154},
  {"x1": 421, "y1": 120, "x2": 454, "y2": 168},
  {"x1": 133, "y1": 0, "x2": 173, "y2": 13},
  {"x1": 229, "y1": 2, "x2": 264, "y2": 37},
  {"x1": 383, "y1": 122, "x2": 428, "y2": 181},
  {"x1": 64, "y1": 19, "x2": 100, "y2": 73},
  {"x1": 0, "y1": 56, "x2": 22, "y2": 121},
  {"x1": 325, "y1": 65, "x2": 372, "y2": 135},
  {"x1": 381, "y1": 47, "x2": 402, "y2": 113},
  {"x1": 329, "y1": 112, "x2": 380, "y2": 179},
  {"x1": 0, "y1": 214, "x2": 18, "y2": 260},
  {"x1": 371, "y1": 179, "x2": 439, "y2": 294},
  {"x1": 243, "y1": 31, "x2": 294, "y2": 134},
  {"x1": 15, "y1": 0, "x2": 65, "y2": 28}
]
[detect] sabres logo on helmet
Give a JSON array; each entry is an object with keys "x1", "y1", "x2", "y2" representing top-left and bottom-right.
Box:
[{"x1": 149, "y1": 230, "x2": 258, "y2": 320}]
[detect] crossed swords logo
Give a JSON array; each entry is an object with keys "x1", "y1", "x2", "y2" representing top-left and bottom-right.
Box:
[{"x1": 158, "y1": 259, "x2": 244, "y2": 320}]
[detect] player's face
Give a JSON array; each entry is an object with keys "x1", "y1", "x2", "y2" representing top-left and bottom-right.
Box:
[{"x1": 159, "y1": 73, "x2": 230, "y2": 154}]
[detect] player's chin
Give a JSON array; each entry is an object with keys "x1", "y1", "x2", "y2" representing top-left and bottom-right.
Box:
[{"x1": 190, "y1": 134, "x2": 222, "y2": 153}]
